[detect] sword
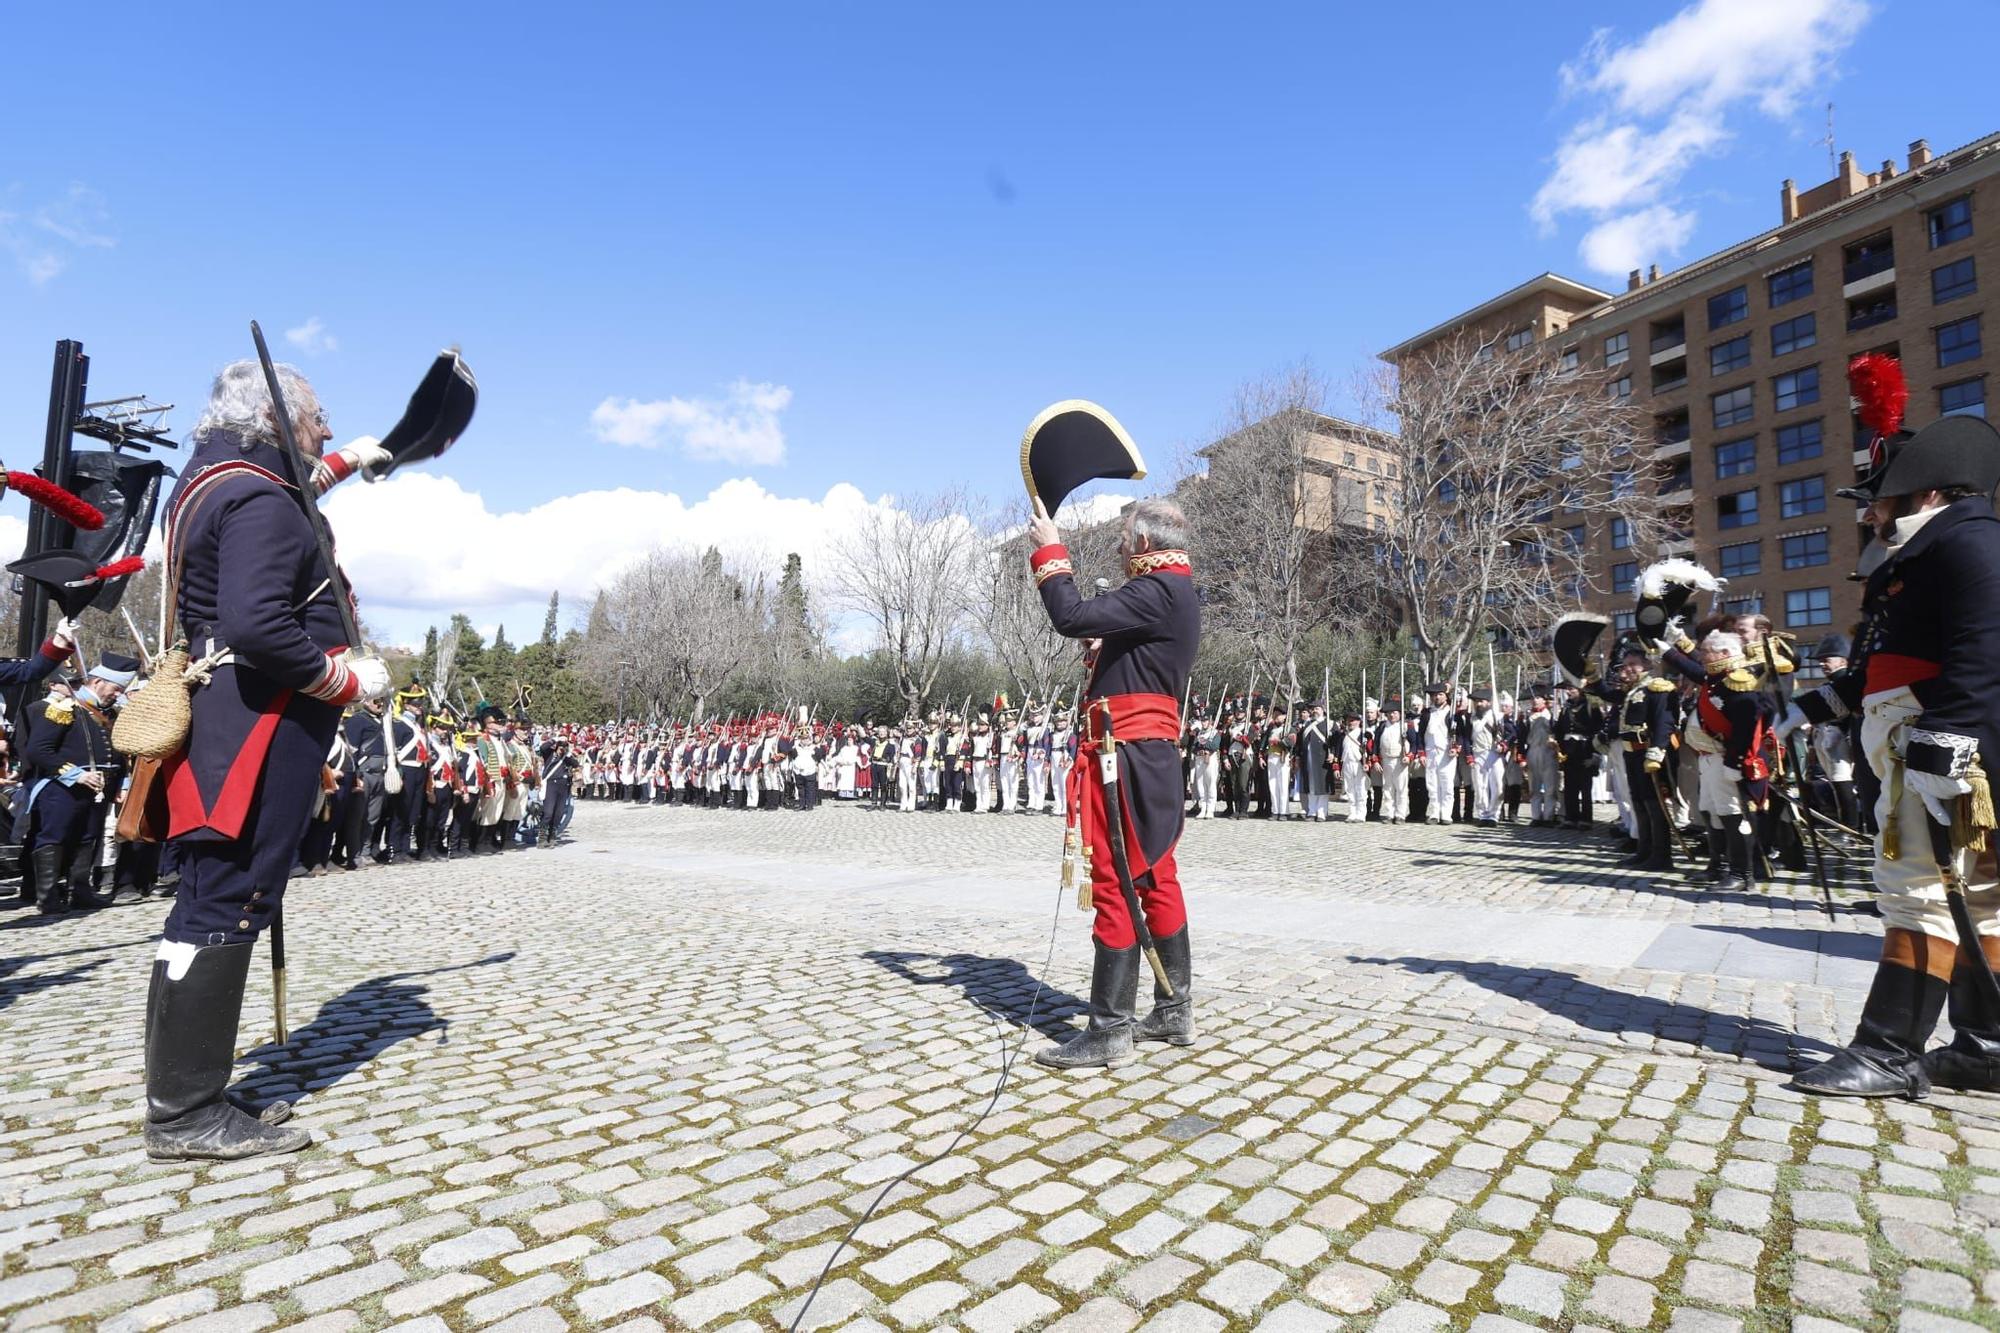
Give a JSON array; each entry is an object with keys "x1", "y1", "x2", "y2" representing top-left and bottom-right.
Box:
[
  {"x1": 270, "y1": 908, "x2": 289, "y2": 1045},
  {"x1": 1096, "y1": 700, "x2": 1177, "y2": 1000},
  {"x1": 249, "y1": 322, "x2": 361, "y2": 648},
  {"x1": 1928, "y1": 814, "x2": 2000, "y2": 1021}
]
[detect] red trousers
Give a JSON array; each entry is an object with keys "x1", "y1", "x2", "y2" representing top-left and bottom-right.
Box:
[{"x1": 1074, "y1": 750, "x2": 1187, "y2": 949}]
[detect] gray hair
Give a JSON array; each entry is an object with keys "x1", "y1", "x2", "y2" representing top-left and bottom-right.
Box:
[
  {"x1": 1126, "y1": 497, "x2": 1190, "y2": 551},
  {"x1": 192, "y1": 358, "x2": 315, "y2": 448}
]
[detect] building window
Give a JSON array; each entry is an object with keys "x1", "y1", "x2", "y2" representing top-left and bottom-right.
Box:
[
  {"x1": 1941, "y1": 378, "x2": 1987, "y2": 419},
  {"x1": 1437, "y1": 478, "x2": 1457, "y2": 502},
  {"x1": 1611, "y1": 470, "x2": 1637, "y2": 500},
  {"x1": 1717, "y1": 488, "x2": 1759, "y2": 530},
  {"x1": 1366, "y1": 457, "x2": 1379, "y2": 473},
  {"x1": 1768, "y1": 261, "x2": 1813, "y2": 307},
  {"x1": 1785, "y1": 586, "x2": 1833, "y2": 628},
  {"x1": 1781, "y1": 530, "x2": 1830, "y2": 569},
  {"x1": 1934, "y1": 257, "x2": 1977, "y2": 304},
  {"x1": 1718, "y1": 540, "x2": 1761, "y2": 577},
  {"x1": 1342, "y1": 451, "x2": 1355, "y2": 465},
  {"x1": 1710, "y1": 335, "x2": 1751, "y2": 376},
  {"x1": 1929, "y1": 195, "x2": 1973, "y2": 249},
  {"x1": 1720, "y1": 594, "x2": 1764, "y2": 618},
  {"x1": 1714, "y1": 436, "x2": 1756, "y2": 479},
  {"x1": 1776, "y1": 419, "x2": 1823, "y2": 465},
  {"x1": 1560, "y1": 524, "x2": 1585, "y2": 552},
  {"x1": 1613, "y1": 610, "x2": 1636, "y2": 633},
  {"x1": 1609, "y1": 517, "x2": 1631, "y2": 550},
  {"x1": 1386, "y1": 462, "x2": 1399, "y2": 478},
  {"x1": 1504, "y1": 326, "x2": 1534, "y2": 352},
  {"x1": 1773, "y1": 366, "x2": 1820, "y2": 412},
  {"x1": 1560, "y1": 345, "x2": 1579, "y2": 371},
  {"x1": 1712, "y1": 384, "x2": 1754, "y2": 428},
  {"x1": 1779, "y1": 475, "x2": 1826, "y2": 518},
  {"x1": 1661, "y1": 459, "x2": 1693, "y2": 494},
  {"x1": 1611, "y1": 561, "x2": 1638, "y2": 594},
  {"x1": 1708, "y1": 286, "x2": 1748, "y2": 330},
  {"x1": 1939, "y1": 315, "x2": 1983, "y2": 367},
  {"x1": 1604, "y1": 331, "x2": 1630, "y2": 367},
  {"x1": 1771, "y1": 312, "x2": 1816, "y2": 357},
  {"x1": 1610, "y1": 375, "x2": 1632, "y2": 399}
]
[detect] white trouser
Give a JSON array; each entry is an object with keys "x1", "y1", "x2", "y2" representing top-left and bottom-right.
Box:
[
  {"x1": 1380, "y1": 758, "x2": 1410, "y2": 820},
  {"x1": 1026, "y1": 755, "x2": 1048, "y2": 810},
  {"x1": 1864, "y1": 688, "x2": 2000, "y2": 940},
  {"x1": 1528, "y1": 750, "x2": 1559, "y2": 821},
  {"x1": 1693, "y1": 748, "x2": 1742, "y2": 824},
  {"x1": 1265, "y1": 758, "x2": 1289, "y2": 817},
  {"x1": 1424, "y1": 752, "x2": 1455, "y2": 818},
  {"x1": 999, "y1": 758, "x2": 1019, "y2": 812},
  {"x1": 898, "y1": 760, "x2": 916, "y2": 811},
  {"x1": 1194, "y1": 755, "x2": 1218, "y2": 817},
  {"x1": 1607, "y1": 751, "x2": 1635, "y2": 834},
  {"x1": 1051, "y1": 760, "x2": 1071, "y2": 815},
  {"x1": 1345, "y1": 767, "x2": 1368, "y2": 821},
  {"x1": 1474, "y1": 750, "x2": 1502, "y2": 820},
  {"x1": 974, "y1": 762, "x2": 994, "y2": 811},
  {"x1": 746, "y1": 772, "x2": 761, "y2": 805}
]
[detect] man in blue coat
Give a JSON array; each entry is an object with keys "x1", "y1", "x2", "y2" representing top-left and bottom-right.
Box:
[{"x1": 144, "y1": 359, "x2": 392, "y2": 1160}]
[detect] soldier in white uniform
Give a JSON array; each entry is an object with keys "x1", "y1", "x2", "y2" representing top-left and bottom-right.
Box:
[
  {"x1": 1050, "y1": 709, "x2": 1074, "y2": 817},
  {"x1": 1190, "y1": 714, "x2": 1221, "y2": 819},
  {"x1": 1377, "y1": 703, "x2": 1410, "y2": 824},
  {"x1": 1024, "y1": 708, "x2": 1050, "y2": 812},
  {"x1": 1418, "y1": 683, "x2": 1459, "y2": 824},
  {"x1": 1468, "y1": 688, "x2": 1502, "y2": 826},
  {"x1": 1341, "y1": 714, "x2": 1368, "y2": 821}
]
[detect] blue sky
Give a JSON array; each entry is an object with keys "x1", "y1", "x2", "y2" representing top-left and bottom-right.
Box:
[{"x1": 1, "y1": 1, "x2": 1992, "y2": 643}]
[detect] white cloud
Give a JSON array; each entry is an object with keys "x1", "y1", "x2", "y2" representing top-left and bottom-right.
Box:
[
  {"x1": 1578, "y1": 205, "x2": 1700, "y2": 278},
  {"x1": 0, "y1": 514, "x2": 27, "y2": 563},
  {"x1": 591, "y1": 379, "x2": 792, "y2": 465},
  {"x1": 286, "y1": 316, "x2": 338, "y2": 355},
  {"x1": 0, "y1": 182, "x2": 115, "y2": 285},
  {"x1": 1533, "y1": 0, "x2": 1871, "y2": 277},
  {"x1": 323, "y1": 471, "x2": 909, "y2": 646}
]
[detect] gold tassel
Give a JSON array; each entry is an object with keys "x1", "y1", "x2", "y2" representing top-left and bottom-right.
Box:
[{"x1": 1957, "y1": 760, "x2": 1997, "y2": 854}]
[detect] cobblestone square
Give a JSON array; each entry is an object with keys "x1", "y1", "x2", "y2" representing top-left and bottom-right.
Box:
[{"x1": 4, "y1": 803, "x2": 1998, "y2": 1330}]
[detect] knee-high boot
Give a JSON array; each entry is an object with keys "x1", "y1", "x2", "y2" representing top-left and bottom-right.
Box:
[
  {"x1": 1035, "y1": 940, "x2": 1139, "y2": 1070},
  {"x1": 1794, "y1": 929, "x2": 1950, "y2": 1099},
  {"x1": 1923, "y1": 936, "x2": 2000, "y2": 1092},
  {"x1": 32, "y1": 845, "x2": 67, "y2": 914},
  {"x1": 1134, "y1": 927, "x2": 1196, "y2": 1047},
  {"x1": 1715, "y1": 825, "x2": 1750, "y2": 893},
  {"x1": 144, "y1": 942, "x2": 312, "y2": 1160}
]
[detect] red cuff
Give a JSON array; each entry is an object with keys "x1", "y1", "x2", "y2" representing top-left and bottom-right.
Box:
[
  {"x1": 1030, "y1": 543, "x2": 1074, "y2": 588},
  {"x1": 38, "y1": 639, "x2": 66, "y2": 662},
  {"x1": 323, "y1": 452, "x2": 354, "y2": 484},
  {"x1": 303, "y1": 655, "x2": 358, "y2": 706}
]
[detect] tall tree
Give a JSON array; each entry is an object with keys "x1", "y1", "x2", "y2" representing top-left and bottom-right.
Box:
[
  {"x1": 826, "y1": 487, "x2": 985, "y2": 718},
  {"x1": 541, "y1": 591, "x2": 560, "y2": 646}
]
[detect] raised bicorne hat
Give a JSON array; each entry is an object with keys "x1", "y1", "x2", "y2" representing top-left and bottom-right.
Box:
[{"x1": 1020, "y1": 400, "x2": 1146, "y2": 513}]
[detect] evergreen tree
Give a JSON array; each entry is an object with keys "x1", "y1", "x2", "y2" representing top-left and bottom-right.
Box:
[{"x1": 542, "y1": 591, "x2": 560, "y2": 646}]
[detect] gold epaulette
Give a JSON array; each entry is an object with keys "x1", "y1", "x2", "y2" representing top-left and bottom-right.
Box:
[
  {"x1": 1675, "y1": 635, "x2": 1696, "y2": 653},
  {"x1": 1645, "y1": 678, "x2": 1675, "y2": 693},
  {"x1": 1768, "y1": 634, "x2": 1797, "y2": 673},
  {"x1": 1722, "y1": 668, "x2": 1760, "y2": 692},
  {"x1": 44, "y1": 698, "x2": 73, "y2": 725}
]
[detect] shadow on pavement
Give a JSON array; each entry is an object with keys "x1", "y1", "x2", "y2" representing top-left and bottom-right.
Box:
[
  {"x1": 239, "y1": 951, "x2": 517, "y2": 1100},
  {"x1": 1349, "y1": 953, "x2": 1839, "y2": 1072},
  {"x1": 1690, "y1": 923, "x2": 1881, "y2": 961},
  {"x1": 0, "y1": 934, "x2": 154, "y2": 1011},
  {"x1": 864, "y1": 950, "x2": 1085, "y2": 1041},
  {"x1": 1391, "y1": 844, "x2": 1839, "y2": 914}
]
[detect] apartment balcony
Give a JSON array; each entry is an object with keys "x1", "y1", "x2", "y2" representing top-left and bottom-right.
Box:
[
  {"x1": 1843, "y1": 244, "x2": 1895, "y2": 297},
  {"x1": 1651, "y1": 439, "x2": 1691, "y2": 462},
  {"x1": 1648, "y1": 338, "x2": 1687, "y2": 366}
]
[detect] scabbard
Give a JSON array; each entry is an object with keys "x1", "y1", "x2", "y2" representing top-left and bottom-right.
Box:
[{"x1": 1094, "y1": 704, "x2": 1177, "y2": 1000}]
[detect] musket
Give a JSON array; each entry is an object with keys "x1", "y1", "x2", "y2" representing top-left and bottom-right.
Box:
[
  {"x1": 251, "y1": 319, "x2": 364, "y2": 1047},
  {"x1": 1095, "y1": 699, "x2": 1178, "y2": 1000}
]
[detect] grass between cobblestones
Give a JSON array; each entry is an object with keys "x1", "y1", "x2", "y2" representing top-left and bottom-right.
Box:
[{"x1": 2, "y1": 801, "x2": 1998, "y2": 1331}]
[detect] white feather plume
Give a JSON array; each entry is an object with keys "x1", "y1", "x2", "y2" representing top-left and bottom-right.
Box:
[{"x1": 1637, "y1": 558, "x2": 1725, "y2": 599}]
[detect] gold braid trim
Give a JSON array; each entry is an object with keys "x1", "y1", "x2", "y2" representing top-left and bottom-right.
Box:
[
  {"x1": 1126, "y1": 548, "x2": 1192, "y2": 578},
  {"x1": 1032, "y1": 555, "x2": 1075, "y2": 587}
]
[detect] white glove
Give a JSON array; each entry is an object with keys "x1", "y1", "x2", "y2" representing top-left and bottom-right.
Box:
[
  {"x1": 50, "y1": 616, "x2": 80, "y2": 651},
  {"x1": 1905, "y1": 768, "x2": 1971, "y2": 830},
  {"x1": 1643, "y1": 746, "x2": 1665, "y2": 772},
  {"x1": 339, "y1": 439, "x2": 394, "y2": 481},
  {"x1": 347, "y1": 654, "x2": 393, "y2": 702},
  {"x1": 1773, "y1": 702, "x2": 1808, "y2": 743}
]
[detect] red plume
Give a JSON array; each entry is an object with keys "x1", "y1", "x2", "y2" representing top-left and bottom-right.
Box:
[
  {"x1": 92, "y1": 556, "x2": 146, "y2": 581},
  {"x1": 1848, "y1": 353, "x2": 1907, "y2": 439},
  {"x1": 4, "y1": 471, "x2": 105, "y2": 531}
]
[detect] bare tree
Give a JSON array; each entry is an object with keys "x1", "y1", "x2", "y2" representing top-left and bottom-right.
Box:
[
  {"x1": 980, "y1": 501, "x2": 1124, "y2": 712},
  {"x1": 825, "y1": 487, "x2": 985, "y2": 718},
  {"x1": 1359, "y1": 330, "x2": 1658, "y2": 685},
  {"x1": 1181, "y1": 365, "x2": 1377, "y2": 708},
  {"x1": 584, "y1": 547, "x2": 763, "y2": 720}
]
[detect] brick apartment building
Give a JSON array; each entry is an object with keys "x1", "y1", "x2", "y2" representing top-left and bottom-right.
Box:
[
  {"x1": 1196, "y1": 408, "x2": 1402, "y2": 534},
  {"x1": 1381, "y1": 131, "x2": 1998, "y2": 668}
]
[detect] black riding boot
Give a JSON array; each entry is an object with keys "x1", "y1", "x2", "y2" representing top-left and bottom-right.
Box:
[
  {"x1": 66, "y1": 841, "x2": 106, "y2": 910},
  {"x1": 1715, "y1": 826, "x2": 1750, "y2": 893},
  {"x1": 1701, "y1": 827, "x2": 1725, "y2": 884},
  {"x1": 1036, "y1": 940, "x2": 1140, "y2": 1070},
  {"x1": 1923, "y1": 941, "x2": 2000, "y2": 1092},
  {"x1": 500, "y1": 819, "x2": 519, "y2": 851},
  {"x1": 1618, "y1": 809, "x2": 1654, "y2": 868},
  {"x1": 1134, "y1": 927, "x2": 1196, "y2": 1047},
  {"x1": 1635, "y1": 800, "x2": 1674, "y2": 871},
  {"x1": 144, "y1": 942, "x2": 313, "y2": 1159},
  {"x1": 32, "y1": 845, "x2": 67, "y2": 914},
  {"x1": 1793, "y1": 946, "x2": 1947, "y2": 1099}
]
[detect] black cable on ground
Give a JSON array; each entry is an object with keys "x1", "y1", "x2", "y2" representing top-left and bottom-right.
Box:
[{"x1": 787, "y1": 882, "x2": 1069, "y2": 1332}]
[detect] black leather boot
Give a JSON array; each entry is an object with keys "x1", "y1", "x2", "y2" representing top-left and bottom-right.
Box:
[
  {"x1": 1793, "y1": 953, "x2": 1947, "y2": 1099},
  {"x1": 32, "y1": 845, "x2": 68, "y2": 914},
  {"x1": 1635, "y1": 801, "x2": 1674, "y2": 871},
  {"x1": 1134, "y1": 927, "x2": 1196, "y2": 1047},
  {"x1": 1036, "y1": 940, "x2": 1140, "y2": 1070},
  {"x1": 66, "y1": 841, "x2": 107, "y2": 910},
  {"x1": 1714, "y1": 826, "x2": 1750, "y2": 893},
  {"x1": 1701, "y1": 828, "x2": 1725, "y2": 884},
  {"x1": 144, "y1": 942, "x2": 312, "y2": 1160},
  {"x1": 1923, "y1": 943, "x2": 2000, "y2": 1092}
]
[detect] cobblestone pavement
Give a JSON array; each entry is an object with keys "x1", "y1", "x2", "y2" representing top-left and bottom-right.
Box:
[{"x1": 4, "y1": 801, "x2": 1999, "y2": 1331}]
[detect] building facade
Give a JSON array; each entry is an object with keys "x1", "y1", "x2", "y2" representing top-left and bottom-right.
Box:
[{"x1": 1382, "y1": 132, "x2": 1998, "y2": 665}]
